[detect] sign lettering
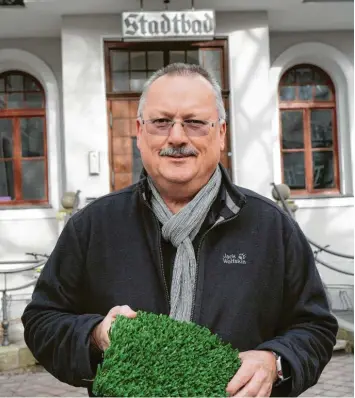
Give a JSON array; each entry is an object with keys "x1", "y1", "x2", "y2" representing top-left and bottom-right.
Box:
[{"x1": 122, "y1": 10, "x2": 215, "y2": 39}]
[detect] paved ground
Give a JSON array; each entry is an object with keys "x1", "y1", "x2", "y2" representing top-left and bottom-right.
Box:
[{"x1": 0, "y1": 352, "x2": 353, "y2": 397}]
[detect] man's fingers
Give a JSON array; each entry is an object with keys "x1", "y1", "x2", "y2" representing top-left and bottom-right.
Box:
[
  {"x1": 239, "y1": 352, "x2": 247, "y2": 361},
  {"x1": 100, "y1": 333, "x2": 110, "y2": 351},
  {"x1": 108, "y1": 305, "x2": 137, "y2": 318},
  {"x1": 97, "y1": 305, "x2": 137, "y2": 351},
  {"x1": 257, "y1": 383, "x2": 273, "y2": 398},
  {"x1": 226, "y1": 362, "x2": 254, "y2": 396},
  {"x1": 118, "y1": 305, "x2": 137, "y2": 318},
  {"x1": 233, "y1": 372, "x2": 265, "y2": 397}
]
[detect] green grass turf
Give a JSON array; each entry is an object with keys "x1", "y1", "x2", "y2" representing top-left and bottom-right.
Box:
[{"x1": 93, "y1": 311, "x2": 241, "y2": 397}]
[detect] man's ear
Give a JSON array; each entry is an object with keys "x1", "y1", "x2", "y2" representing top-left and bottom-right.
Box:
[
  {"x1": 219, "y1": 121, "x2": 227, "y2": 151},
  {"x1": 136, "y1": 119, "x2": 143, "y2": 150}
]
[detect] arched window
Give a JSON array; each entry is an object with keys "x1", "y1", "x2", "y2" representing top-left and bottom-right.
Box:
[
  {"x1": 279, "y1": 64, "x2": 339, "y2": 195},
  {"x1": 0, "y1": 71, "x2": 48, "y2": 205}
]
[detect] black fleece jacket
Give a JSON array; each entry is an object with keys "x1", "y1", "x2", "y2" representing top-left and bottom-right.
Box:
[{"x1": 22, "y1": 166, "x2": 337, "y2": 397}]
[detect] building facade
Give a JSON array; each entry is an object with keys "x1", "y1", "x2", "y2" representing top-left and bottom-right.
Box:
[{"x1": 0, "y1": 1, "x2": 353, "y2": 317}]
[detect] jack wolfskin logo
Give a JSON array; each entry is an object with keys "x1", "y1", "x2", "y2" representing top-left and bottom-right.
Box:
[{"x1": 223, "y1": 253, "x2": 247, "y2": 264}]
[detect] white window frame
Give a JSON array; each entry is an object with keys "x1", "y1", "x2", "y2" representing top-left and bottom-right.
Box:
[{"x1": 270, "y1": 42, "x2": 354, "y2": 208}]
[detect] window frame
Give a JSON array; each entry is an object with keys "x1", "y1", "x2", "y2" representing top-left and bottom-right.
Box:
[
  {"x1": 104, "y1": 40, "x2": 229, "y2": 97},
  {"x1": 278, "y1": 64, "x2": 340, "y2": 196},
  {"x1": 0, "y1": 70, "x2": 49, "y2": 206}
]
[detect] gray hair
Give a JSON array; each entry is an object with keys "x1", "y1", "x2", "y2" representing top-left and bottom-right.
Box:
[{"x1": 137, "y1": 63, "x2": 226, "y2": 121}]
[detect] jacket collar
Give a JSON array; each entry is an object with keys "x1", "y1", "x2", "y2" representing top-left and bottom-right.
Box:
[{"x1": 137, "y1": 163, "x2": 246, "y2": 218}]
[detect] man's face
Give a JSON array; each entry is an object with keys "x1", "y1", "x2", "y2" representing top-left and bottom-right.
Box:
[{"x1": 136, "y1": 74, "x2": 226, "y2": 188}]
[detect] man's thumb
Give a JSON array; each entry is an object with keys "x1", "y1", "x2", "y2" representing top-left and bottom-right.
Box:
[{"x1": 118, "y1": 305, "x2": 137, "y2": 318}]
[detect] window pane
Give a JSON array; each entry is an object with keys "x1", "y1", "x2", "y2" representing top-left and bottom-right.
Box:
[
  {"x1": 204, "y1": 50, "x2": 222, "y2": 70},
  {"x1": 295, "y1": 67, "x2": 313, "y2": 84},
  {"x1": 314, "y1": 69, "x2": 327, "y2": 84},
  {"x1": 24, "y1": 76, "x2": 40, "y2": 91},
  {"x1": 0, "y1": 119, "x2": 13, "y2": 158},
  {"x1": 132, "y1": 137, "x2": 143, "y2": 184},
  {"x1": 282, "y1": 69, "x2": 296, "y2": 85},
  {"x1": 21, "y1": 118, "x2": 44, "y2": 157},
  {"x1": 130, "y1": 71, "x2": 147, "y2": 92},
  {"x1": 7, "y1": 74, "x2": 24, "y2": 91},
  {"x1": 112, "y1": 72, "x2": 129, "y2": 92},
  {"x1": 0, "y1": 94, "x2": 4, "y2": 110},
  {"x1": 311, "y1": 110, "x2": 333, "y2": 148},
  {"x1": 283, "y1": 152, "x2": 305, "y2": 189},
  {"x1": 279, "y1": 86, "x2": 296, "y2": 101},
  {"x1": 313, "y1": 151, "x2": 335, "y2": 189},
  {"x1": 130, "y1": 52, "x2": 146, "y2": 70},
  {"x1": 210, "y1": 70, "x2": 222, "y2": 87},
  {"x1": 0, "y1": 161, "x2": 14, "y2": 201},
  {"x1": 315, "y1": 85, "x2": 331, "y2": 101},
  {"x1": 26, "y1": 92, "x2": 43, "y2": 108},
  {"x1": 148, "y1": 51, "x2": 164, "y2": 70},
  {"x1": 169, "y1": 51, "x2": 185, "y2": 63},
  {"x1": 7, "y1": 93, "x2": 25, "y2": 109},
  {"x1": 111, "y1": 51, "x2": 129, "y2": 71},
  {"x1": 299, "y1": 85, "x2": 312, "y2": 100},
  {"x1": 0, "y1": 78, "x2": 4, "y2": 92},
  {"x1": 187, "y1": 50, "x2": 199, "y2": 64},
  {"x1": 22, "y1": 160, "x2": 45, "y2": 200},
  {"x1": 281, "y1": 111, "x2": 304, "y2": 149}
]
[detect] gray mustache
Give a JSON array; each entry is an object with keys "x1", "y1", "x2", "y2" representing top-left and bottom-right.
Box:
[{"x1": 159, "y1": 147, "x2": 198, "y2": 157}]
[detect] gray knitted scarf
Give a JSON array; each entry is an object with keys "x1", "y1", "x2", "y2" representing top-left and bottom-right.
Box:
[{"x1": 147, "y1": 166, "x2": 222, "y2": 322}]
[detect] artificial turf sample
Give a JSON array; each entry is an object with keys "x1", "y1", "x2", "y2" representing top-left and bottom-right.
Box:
[{"x1": 92, "y1": 311, "x2": 241, "y2": 397}]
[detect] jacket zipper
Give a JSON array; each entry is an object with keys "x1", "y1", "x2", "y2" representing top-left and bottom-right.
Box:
[
  {"x1": 191, "y1": 205, "x2": 245, "y2": 322},
  {"x1": 143, "y1": 200, "x2": 170, "y2": 311}
]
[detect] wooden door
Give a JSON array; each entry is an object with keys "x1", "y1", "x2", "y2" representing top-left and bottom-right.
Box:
[
  {"x1": 106, "y1": 40, "x2": 231, "y2": 192},
  {"x1": 108, "y1": 98, "x2": 142, "y2": 191}
]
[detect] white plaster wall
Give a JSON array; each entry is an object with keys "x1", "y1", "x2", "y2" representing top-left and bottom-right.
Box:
[
  {"x1": 270, "y1": 31, "x2": 354, "y2": 66},
  {"x1": 61, "y1": 16, "x2": 119, "y2": 202},
  {"x1": 217, "y1": 12, "x2": 273, "y2": 197},
  {"x1": 0, "y1": 217, "x2": 59, "y2": 259},
  {"x1": 295, "y1": 206, "x2": 354, "y2": 305},
  {"x1": 0, "y1": 38, "x2": 62, "y2": 86},
  {"x1": 0, "y1": 217, "x2": 59, "y2": 334}
]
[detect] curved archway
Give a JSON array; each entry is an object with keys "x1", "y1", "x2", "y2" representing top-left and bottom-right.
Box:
[
  {"x1": 0, "y1": 48, "x2": 62, "y2": 212},
  {"x1": 270, "y1": 42, "x2": 353, "y2": 195}
]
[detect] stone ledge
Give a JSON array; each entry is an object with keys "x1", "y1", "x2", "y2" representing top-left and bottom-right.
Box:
[
  {"x1": 0, "y1": 342, "x2": 37, "y2": 372},
  {"x1": 337, "y1": 327, "x2": 354, "y2": 353}
]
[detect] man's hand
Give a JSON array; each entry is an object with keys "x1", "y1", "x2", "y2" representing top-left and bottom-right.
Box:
[
  {"x1": 91, "y1": 305, "x2": 137, "y2": 351},
  {"x1": 226, "y1": 350, "x2": 277, "y2": 397}
]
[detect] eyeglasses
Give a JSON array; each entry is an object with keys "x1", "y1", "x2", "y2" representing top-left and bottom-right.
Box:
[{"x1": 140, "y1": 118, "x2": 222, "y2": 137}]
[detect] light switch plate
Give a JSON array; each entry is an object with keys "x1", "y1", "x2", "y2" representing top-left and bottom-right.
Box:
[{"x1": 88, "y1": 151, "x2": 100, "y2": 175}]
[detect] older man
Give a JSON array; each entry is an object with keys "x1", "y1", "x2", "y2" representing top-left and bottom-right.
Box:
[{"x1": 22, "y1": 63, "x2": 337, "y2": 397}]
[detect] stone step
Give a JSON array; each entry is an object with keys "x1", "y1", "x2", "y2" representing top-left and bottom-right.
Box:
[
  {"x1": 334, "y1": 339, "x2": 348, "y2": 351},
  {"x1": 0, "y1": 342, "x2": 37, "y2": 372}
]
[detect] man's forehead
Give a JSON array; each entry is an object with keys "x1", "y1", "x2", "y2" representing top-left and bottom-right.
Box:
[
  {"x1": 144, "y1": 74, "x2": 216, "y2": 111},
  {"x1": 147, "y1": 74, "x2": 214, "y2": 95}
]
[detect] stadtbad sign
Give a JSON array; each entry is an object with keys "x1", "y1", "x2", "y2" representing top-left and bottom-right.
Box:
[{"x1": 122, "y1": 10, "x2": 215, "y2": 40}]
